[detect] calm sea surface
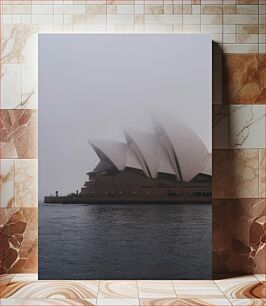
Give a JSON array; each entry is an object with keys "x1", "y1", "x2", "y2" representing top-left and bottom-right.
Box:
[{"x1": 39, "y1": 203, "x2": 211, "y2": 280}]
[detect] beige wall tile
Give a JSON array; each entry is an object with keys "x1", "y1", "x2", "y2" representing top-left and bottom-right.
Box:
[
  {"x1": 135, "y1": 4, "x2": 144, "y2": 15},
  {"x1": 201, "y1": 15, "x2": 222, "y2": 24},
  {"x1": 237, "y1": 4, "x2": 259, "y2": 14},
  {"x1": 192, "y1": 5, "x2": 200, "y2": 14},
  {"x1": 54, "y1": 4, "x2": 64, "y2": 14},
  {"x1": 73, "y1": 5, "x2": 86, "y2": 14},
  {"x1": 144, "y1": 0, "x2": 163, "y2": 4},
  {"x1": 21, "y1": 15, "x2": 32, "y2": 24},
  {"x1": 73, "y1": 14, "x2": 86, "y2": 25},
  {"x1": 182, "y1": 5, "x2": 192, "y2": 14},
  {"x1": 12, "y1": 4, "x2": 31, "y2": 15},
  {"x1": 107, "y1": 5, "x2": 116, "y2": 15},
  {"x1": 259, "y1": 4, "x2": 265, "y2": 14},
  {"x1": 212, "y1": 33, "x2": 223, "y2": 44},
  {"x1": 144, "y1": 5, "x2": 164, "y2": 15},
  {"x1": 183, "y1": 14, "x2": 200, "y2": 24},
  {"x1": 32, "y1": 5, "x2": 54, "y2": 15},
  {"x1": 54, "y1": 14, "x2": 63, "y2": 24},
  {"x1": 12, "y1": 15, "x2": 22, "y2": 24},
  {"x1": 135, "y1": 15, "x2": 144, "y2": 24},
  {"x1": 183, "y1": 24, "x2": 200, "y2": 33},
  {"x1": 201, "y1": 5, "x2": 223, "y2": 15},
  {"x1": 21, "y1": 63, "x2": 37, "y2": 109},
  {"x1": 164, "y1": 4, "x2": 174, "y2": 15},
  {"x1": 63, "y1": 4, "x2": 74, "y2": 14},
  {"x1": 237, "y1": 24, "x2": 259, "y2": 34},
  {"x1": 116, "y1": 5, "x2": 134, "y2": 15},
  {"x1": 223, "y1": 33, "x2": 236, "y2": 43},
  {"x1": 224, "y1": 14, "x2": 258, "y2": 24},
  {"x1": 144, "y1": 24, "x2": 174, "y2": 33},
  {"x1": 223, "y1": 0, "x2": 236, "y2": 4},
  {"x1": 259, "y1": 34, "x2": 265, "y2": 43},
  {"x1": 1, "y1": 64, "x2": 22, "y2": 109},
  {"x1": 173, "y1": 24, "x2": 183, "y2": 32},
  {"x1": 173, "y1": 5, "x2": 183, "y2": 14},
  {"x1": 201, "y1": 0, "x2": 223, "y2": 4},
  {"x1": 0, "y1": 160, "x2": 15, "y2": 208},
  {"x1": 73, "y1": 24, "x2": 87, "y2": 33},
  {"x1": 259, "y1": 149, "x2": 265, "y2": 198},
  {"x1": 223, "y1": 25, "x2": 236, "y2": 33},
  {"x1": 223, "y1": 5, "x2": 236, "y2": 14},
  {"x1": 64, "y1": 14, "x2": 74, "y2": 25},
  {"x1": 87, "y1": 15, "x2": 107, "y2": 25},
  {"x1": 0, "y1": 25, "x2": 39, "y2": 108},
  {"x1": 145, "y1": 14, "x2": 182, "y2": 24},
  {"x1": 2, "y1": 15, "x2": 12, "y2": 23},
  {"x1": 32, "y1": 14, "x2": 54, "y2": 24},
  {"x1": 236, "y1": 0, "x2": 259, "y2": 4},
  {"x1": 86, "y1": 25, "x2": 106, "y2": 33},
  {"x1": 201, "y1": 25, "x2": 223, "y2": 33},
  {"x1": 223, "y1": 43, "x2": 258, "y2": 53},
  {"x1": 87, "y1": 4, "x2": 106, "y2": 15},
  {"x1": 259, "y1": 24, "x2": 265, "y2": 33},
  {"x1": 135, "y1": 24, "x2": 145, "y2": 33},
  {"x1": 237, "y1": 33, "x2": 258, "y2": 43},
  {"x1": 229, "y1": 105, "x2": 265, "y2": 149},
  {"x1": 15, "y1": 159, "x2": 37, "y2": 208},
  {"x1": 258, "y1": 43, "x2": 264, "y2": 52},
  {"x1": 107, "y1": 15, "x2": 134, "y2": 25},
  {"x1": 116, "y1": 24, "x2": 135, "y2": 32},
  {"x1": 3, "y1": 4, "x2": 12, "y2": 14}
]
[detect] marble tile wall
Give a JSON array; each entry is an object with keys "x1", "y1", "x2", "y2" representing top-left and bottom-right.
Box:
[
  {"x1": 1, "y1": 159, "x2": 38, "y2": 208},
  {"x1": 213, "y1": 199, "x2": 265, "y2": 275},
  {"x1": 0, "y1": 208, "x2": 38, "y2": 274},
  {"x1": 0, "y1": 0, "x2": 265, "y2": 278}
]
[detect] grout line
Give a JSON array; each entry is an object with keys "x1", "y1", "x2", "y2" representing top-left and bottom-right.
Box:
[
  {"x1": 213, "y1": 279, "x2": 229, "y2": 301},
  {"x1": 171, "y1": 280, "x2": 179, "y2": 298},
  {"x1": 96, "y1": 279, "x2": 100, "y2": 305},
  {"x1": 135, "y1": 279, "x2": 140, "y2": 306}
]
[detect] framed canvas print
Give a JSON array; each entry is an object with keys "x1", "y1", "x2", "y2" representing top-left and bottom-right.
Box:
[{"x1": 39, "y1": 34, "x2": 212, "y2": 280}]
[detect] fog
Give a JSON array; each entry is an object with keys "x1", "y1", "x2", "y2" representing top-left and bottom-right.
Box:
[{"x1": 39, "y1": 34, "x2": 211, "y2": 200}]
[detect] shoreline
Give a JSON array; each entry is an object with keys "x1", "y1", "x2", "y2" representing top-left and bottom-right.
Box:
[{"x1": 43, "y1": 196, "x2": 212, "y2": 205}]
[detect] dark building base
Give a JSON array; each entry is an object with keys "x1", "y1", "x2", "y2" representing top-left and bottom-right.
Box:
[{"x1": 44, "y1": 196, "x2": 211, "y2": 204}]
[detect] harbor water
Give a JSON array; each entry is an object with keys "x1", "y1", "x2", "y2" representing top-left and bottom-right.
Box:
[{"x1": 39, "y1": 203, "x2": 211, "y2": 280}]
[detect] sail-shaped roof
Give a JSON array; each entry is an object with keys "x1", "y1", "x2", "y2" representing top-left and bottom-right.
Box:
[
  {"x1": 89, "y1": 139, "x2": 127, "y2": 171},
  {"x1": 89, "y1": 116, "x2": 211, "y2": 181},
  {"x1": 153, "y1": 117, "x2": 210, "y2": 182},
  {"x1": 124, "y1": 129, "x2": 161, "y2": 178}
]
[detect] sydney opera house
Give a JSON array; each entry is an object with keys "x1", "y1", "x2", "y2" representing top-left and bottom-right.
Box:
[{"x1": 76, "y1": 117, "x2": 212, "y2": 203}]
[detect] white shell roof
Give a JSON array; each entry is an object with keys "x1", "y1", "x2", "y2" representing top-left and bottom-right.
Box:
[
  {"x1": 200, "y1": 154, "x2": 212, "y2": 176},
  {"x1": 125, "y1": 145, "x2": 143, "y2": 171},
  {"x1": 153, "y1": 117, "x2": 210, "y2": 182},
  {"x1": 125, "y1": 129, "x2": 161, "y2": 178},
  {"x1": 89, "y1": 139, "x2": 127, "y2": 171},
  {"x1": 89, "y1": 117, "x2": 211, "y2": 181}
]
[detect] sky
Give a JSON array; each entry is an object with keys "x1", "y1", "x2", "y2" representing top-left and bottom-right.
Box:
[{"x1": 39, "y1": 34, "x2": 211, "y2": 201}]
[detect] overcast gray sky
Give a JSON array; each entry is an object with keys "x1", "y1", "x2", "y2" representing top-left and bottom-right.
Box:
[{"x1": 39, "y1": 34, "x2": 211, "y2": 201}]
